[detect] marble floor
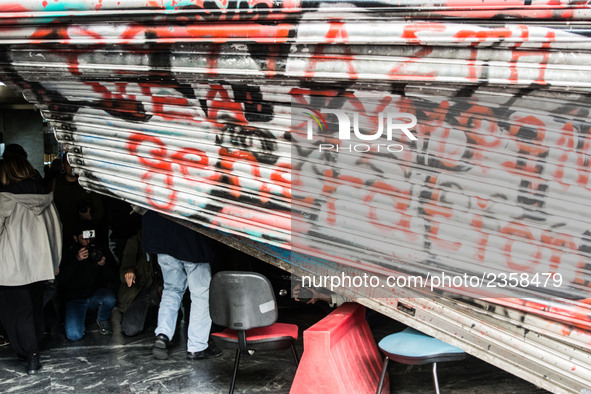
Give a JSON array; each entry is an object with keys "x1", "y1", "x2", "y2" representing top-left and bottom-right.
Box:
[{"x1": 0, "y1": 305, "x2": 548, "y2": 394}]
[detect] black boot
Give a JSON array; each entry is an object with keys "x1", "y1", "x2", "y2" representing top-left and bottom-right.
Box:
[
  {"x1": 27, "y1": 353, "x2": 41, "y2": 375},
  {"x1": 152, "y1": 334, "x2": 170, "y2": 360}
]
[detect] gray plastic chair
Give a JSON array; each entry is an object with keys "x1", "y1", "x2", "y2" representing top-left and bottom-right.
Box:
[{"x1": 209, "y1": 271, "x2": 299, "y2": 394}]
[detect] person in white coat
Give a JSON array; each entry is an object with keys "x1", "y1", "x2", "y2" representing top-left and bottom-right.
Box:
[{"x1": 0, "y1": 155, "x2": 62, "y2": 375}]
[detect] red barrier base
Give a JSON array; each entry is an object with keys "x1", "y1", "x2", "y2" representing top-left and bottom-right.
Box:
[{"x1": 290, "y1": 303, "x2": 389, "y2": 394}]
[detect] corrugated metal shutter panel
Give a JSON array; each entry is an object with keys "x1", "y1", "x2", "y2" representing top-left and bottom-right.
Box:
[{"x1": 1, "y1": 2, "x2": 591, "y2": 391}]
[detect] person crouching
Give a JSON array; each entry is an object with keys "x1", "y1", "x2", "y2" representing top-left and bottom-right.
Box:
[{"x1": 57, "y1": 221, "x2": 118, "y2": 341}]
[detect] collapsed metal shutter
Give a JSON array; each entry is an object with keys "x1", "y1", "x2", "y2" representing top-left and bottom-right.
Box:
[{"x1": 0, "y1": 1, "x2": 590, "y2": 391}]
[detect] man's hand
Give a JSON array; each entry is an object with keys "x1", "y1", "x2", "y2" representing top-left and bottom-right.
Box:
[
  {"x1": 77, "y1": 247, "x2": 89, "y2": 261},
  {"x1": 292, "y1": 283, "x2": 302, "y2": 300},
  {"x1": 303, "y1": 287, "x2": 330, "y2": 305},
  {"x1": 124, "y1": 270, "x2": 136, "y2": 287},
  {"x1": 97, "y1": 256, "x2": 106, "y2": 266},
  {"x1": 293, "y1": 284, "x2": 330, "y2": 305}
]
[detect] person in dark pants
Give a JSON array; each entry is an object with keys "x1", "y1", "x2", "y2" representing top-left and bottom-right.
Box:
[
  {"x1": 57, "y1": 220, "x2": 118, "y2": 341},
  {"x1": 0, "y1": 156, "x2": 62, "y2": 374},
  {"x1": 0, "y1": 284, "x2": 45, "y2": 362},
  {"x1": 142, "y1": 210, "x2": 221, "y2": 361},
  {"x1": 118, "y1": 229, "x2": 162, "y2": 336}
]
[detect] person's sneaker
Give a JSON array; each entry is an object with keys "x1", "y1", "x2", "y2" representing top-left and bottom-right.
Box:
[
  {"x1": 152, "y1": 334, "x2": 170, "y2": 360},
  {"x1": 0, "y1": 335, "x2": 8, "y2": 347},
  {"x1": 97, "y1": 319, "x2": 113, "y2": 335},
  {"x1": 187, "y1": 345, "x2": 222, "y2": 360},
  {"x1": 26, "y1": 353, "x2": 42, "y2": 375}
]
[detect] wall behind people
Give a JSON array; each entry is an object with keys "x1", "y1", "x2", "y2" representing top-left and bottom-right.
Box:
[{"x1": 0, "y1": 109, "x2": 45, "y2": 173}]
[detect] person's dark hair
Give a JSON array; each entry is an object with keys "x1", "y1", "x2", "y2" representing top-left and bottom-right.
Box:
[
  {"x1": 51, "y1": 158, "x2": 63, "y2": 170},
  {"x1": 2, "y1": 143, "x2": 28, "y2": 159},
  {"x1": 74, "y1": 219, "x2": 95, "y2": 237},
  {"x1": 0, "y1": 156, "x2": 38, "y2": 186}
]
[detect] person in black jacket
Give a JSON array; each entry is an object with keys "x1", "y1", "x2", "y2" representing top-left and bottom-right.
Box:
[
  {"x1": 118, "y1": 229, "x2": 162, "y2": 337},
  {"x1": 52, "y1": 152, "x2": 107, "y2": 251},
  {"x1": 57, "y1": 220, "x2": 118, "y2": 341},
  {"x1": 142, "y1": 210, "x2": 221, "y2": 361}
]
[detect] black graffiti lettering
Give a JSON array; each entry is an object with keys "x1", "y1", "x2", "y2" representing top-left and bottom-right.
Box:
[
  {"x1": 195, "y1": 0, "x2": 273, "y2": 21},
  {"x1": 231, "y1": 84, "x2": 274, "y2": 122},
  {"x1": 98, "y1": 98, "x2": 152, "y2": 122},
  {"x1": 216, "y1": 122, "x2": 279, "y2": 165}
]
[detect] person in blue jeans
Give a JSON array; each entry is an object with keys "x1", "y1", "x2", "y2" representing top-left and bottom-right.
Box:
[
  {"x1": 57, "y1": 220, "x2": 118, "y2": 341},
  {"x1": 142, "y1": 210, "x2": 221, "y2": 360}
]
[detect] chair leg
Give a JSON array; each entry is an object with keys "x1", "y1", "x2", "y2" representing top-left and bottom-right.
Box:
[
  {"x1": 376, "y1": 357, "x2": 389, "y2": 394},
  {"x1": 290, "y1": 343, "x2": 300, "y2": 365},
  {"x1": 229, "y1": 349, "x2": 241, "y2": 394},
  {"x1": 432, "y1": 362, "x2": 440, "y2": 394}
]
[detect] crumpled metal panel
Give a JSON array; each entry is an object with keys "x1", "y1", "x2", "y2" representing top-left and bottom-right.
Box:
[{"x1": 0, "y1": 1, "x2": 591, "y2": 391}]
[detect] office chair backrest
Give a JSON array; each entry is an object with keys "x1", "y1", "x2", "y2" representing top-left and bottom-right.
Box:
[{"x1": 210, "y1": 271, "x2": 278, "y2": 331}]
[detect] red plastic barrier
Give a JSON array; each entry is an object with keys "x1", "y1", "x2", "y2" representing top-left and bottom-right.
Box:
[{"x1": 290, "y1": 303, "x2": 389, "y2": 394}]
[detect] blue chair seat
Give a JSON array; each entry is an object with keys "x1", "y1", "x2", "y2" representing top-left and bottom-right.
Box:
[
  {"x1": 378, "y1": 327, "x2": 467, "y2": 365},
  {"x1": 376, "y1": 327, "x2": 467, "y2": 394}
]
